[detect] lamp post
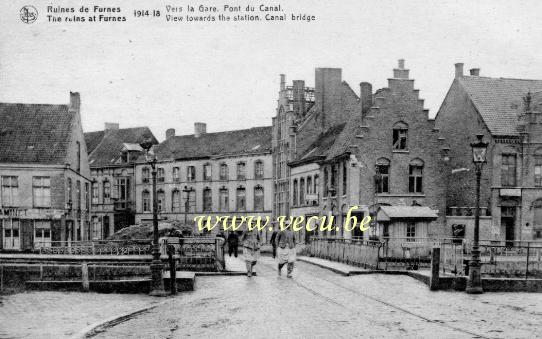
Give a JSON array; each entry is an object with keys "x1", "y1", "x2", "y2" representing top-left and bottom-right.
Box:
[
  {"x1": 466, "y1": 134, "x2": 488, "y2": 294},
  {"x1": 140, "y1": 139, "x2": 167, "y2": 297},
  {"x1": 182, "y1": 185, "x2": 194, "y2": 233}
]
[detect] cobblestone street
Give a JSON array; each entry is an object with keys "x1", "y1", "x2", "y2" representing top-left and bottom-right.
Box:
[{"x1": 91, "y1": 257, "x2": 542, "y2": 339}]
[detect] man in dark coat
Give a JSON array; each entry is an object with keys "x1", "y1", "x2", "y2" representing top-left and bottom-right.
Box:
[
  {"x1": 227, "y1": 232, "x2": 239, "y2": 257},
  {"x1": 270, "y1": 229, "x2": 278, "y2": 259}
]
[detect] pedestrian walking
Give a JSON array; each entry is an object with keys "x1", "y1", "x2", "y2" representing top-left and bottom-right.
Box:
[
  {"x1": 276, "y1": 228, "x2": 296, "y2": 278},
  {"x1": 227, "y1": 231, "x2": 239, "y2": 257},
  {"x1": 270, "y1": 229, "x2": 278, "y2": 259},
  {"x1": 242, "y1": 229, "x2": 261, "y2": 277},
  {"x1": 216, "y1": 231, "x2": 226, "y2": 255}
]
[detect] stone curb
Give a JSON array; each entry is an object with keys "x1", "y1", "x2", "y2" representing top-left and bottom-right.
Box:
[
  {"x1": 71, "y1": 299, "x2": 172, "y2": 339},
  {"x1": 297, "y1": 258, "x2": 353, "y2": 276}
]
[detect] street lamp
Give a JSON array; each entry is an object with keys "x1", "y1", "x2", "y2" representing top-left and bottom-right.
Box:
[
  {"x1": 466, "y1": 134, "x2": 488, "y2": 294},
  {"x1": 140, "y1": 139, "x2": 167, "y2": 296},
  {"x1": 182, "y1": 185, "x2": 194, "y2": 234}
]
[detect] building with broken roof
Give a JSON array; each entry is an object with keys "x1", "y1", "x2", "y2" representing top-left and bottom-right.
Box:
[
  {"x1": 134, "y1": 123, "x2": 273, "y2": 239},
  {"x1": 436, "y1": 64, "x2": 542, "y2": 242},
  {"x1": 0, "y1": 92, "x2": 92, "y2": 251},
  {"x1": 84, "y1": 123, "x2": 157, "y2": 238},
  {"x1": 280, "y1": 61, "x2": 451, "y2": 242}
]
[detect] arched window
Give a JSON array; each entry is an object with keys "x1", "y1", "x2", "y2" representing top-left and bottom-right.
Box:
[
  {"x1": 142, "y1": 190, "x2": 150, "y2": 212},
  {"x1": 293, "y1": 179, "x2": 298, "y2": 206},
  {"x1": 254, "y1": 160, "x2": 264, "y2": 179},
  {"x1": 300, "y1": 178, "x2": 305, "y2": 205},
  {"x1": 314, "y1": 175, "x2": 319, "y2": 198},
  {"x1": 409, "y1": 158, "x2": 424, "y2": 193},
  {"x1": 187, "y1": 166, "x2": 196, "y2": 182},
  {"x1": 203, "y1": 188, "x2": 212, "y2": 211},
  {"x1": 307, "y1": 176, "x2": 312, "y2": 195},
  {"x1": 203, "y1": 163, "x2": 212, "y2": 181},
  {"x1": 393, "y1": 121, "x2": 408, "y2": 150},
  {"x1": 172, "y1": 190, "x2": 180, "y2": 212},
  {"x1": 219, "y1": 187, "x2": 229, "y2": 212},
  {"x1": 103, "y1": 180, "x2": 110, "y2": 201},
  {"x1": 219, "y1": 163, "x2": 229, "y2": 180},
  {"x1": 342, "y1": 161, "x2": 348, "y2": 195},
  {"x1": 236, "y1": 187, "x2": 246, "y2": 211},
  {"x1": 157, "y1": 168, "x2": 165, "y2": 182},
  {"x1": 376, "y1": 158, "x2": 390, "y2": 193},
  {"x1": 172, "y1": 167, "x2": 180, "y2": 182},
  {"x1": 237, "y1": 162, "x2": 246, "y2": 180},
  {"x1": 254, "y1": 186, "x2": 264, "y2": 211},
  {"x1": 157, "y1": 190, "x2": 165, "y2": 212}
]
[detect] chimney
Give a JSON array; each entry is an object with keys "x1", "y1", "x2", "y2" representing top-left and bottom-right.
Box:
[
  {"x1": 280, "y1": 74, "x2": 286, "y2": 91},
  {"x1": 166, "y1": 128, "x2": 175, "y2": 139},
  {"x1": 315, "y1": 68, "x2": 342, "y2": 128},
  {"x1": 360, "y1": 82, "x2": 373, "y2": 114},
  {"x1": 393, "y1": 59, "x2": 409, "y2": 79},
  {"x1": 292, "y1": 80, "x2": 306, "y2": 117},
  {"x1": 69, "y1": 92, "x2": 80, "y2": 111},
  {"x1": 194, "y1": 122, "x2": 206, "y2": 137},
  {"x1": 469, "y1": 68, "x2": 480, "y2": 76},
  {"x1": 455, "y1": 63, "x2": 464, "y2": 78},
  {"x1": 104, "y1": 122, "x2": 119, "y2": 130}
]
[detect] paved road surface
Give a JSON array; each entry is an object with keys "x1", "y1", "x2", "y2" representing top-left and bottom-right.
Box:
[{"x1": 93, "y1": 256, "x2": 542, "y2": 339}]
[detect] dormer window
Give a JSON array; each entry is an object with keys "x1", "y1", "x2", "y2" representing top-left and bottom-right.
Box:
[{"x1": 393, "y1": 121, "x2": 408, "y2": 150}]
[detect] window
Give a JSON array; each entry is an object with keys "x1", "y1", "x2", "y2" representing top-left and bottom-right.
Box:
[
  {"x1": 255, "y1": 160, "x2": 264, "y2": 179},
  {"x1": 92, "y1": 182, "x2": 99, "y2": 204},
  {"x1": 33, "y1": 177, "x2": 51, "y2": 207},
  {"x1": 314, "y1": 175, "x2": 319, "y2": 198},
  {"x1": 406, "y1": 222, "x2": 416, "y2": 241},
  {"x1": 157, "y1": 190, "x2": 165, "y2": 212},
  {"x1": 535, "y1": 153, "x2": 542, "y2": 187},
  {"x1": 393, "y1": 122, "x2": 408, "y2": 150},
  {"x1": 172, "y1": 190, "x2": 181, "y2": 212},
  {"x1": 293, "y1": 179, "x2": 298, "y2": 206},
  {"x1": 300, "y1": 178, "x2": 305, "y2": 205},
  {"x1": 501, "y1": 154, "x2": 517, "y2": 187},
  {"x1": 324, "y1": 167, "x2": 329, "y2": 197},
  {"x1": 115, "y1": 178, "x2": 130, "y2": 201},
  {"x1": 219, "y1": 188, "x2": 229, "y2": 212},
  {"x1": 85, "y1": 182, "x2": 90, "y2": 211},
  {"x1": 187, "y1": 166, "x2": 196, "y2": 182},
  {"x1": 202, "y1": 163, "x2": 211, "y2": 181},
  {"x1": 76, "y1": 180, "x2": 81, "y2": 209},
  {"x1": 103, "y1": 180, "x2": 111, "y2": 201},
  {"x1": 157, "y1": 168, "x2": 165, "y2": 183},
  {"x1": 254, "y1": 186, "x2": 264, "y2": 211},
  {"x1": 331, "y1": 165, "x2": 338, "y2": 196},
  {"x1": 187, "y1": 190, "x2": 196, "y2": 213},
  {"x1": 67, "y1": 178, "x2": 72, "y2": 205},
  {"x1": 3, "y1": 219, "x2": 20, "y2": 249},
  {"x1": 142, "y1": 190, "x2": 150, "y2": 212},
  {"x1": 237, "y1": 162, "x2": 246, "y2": 180},
  {"x1": 342, "y1": 162, "x2": 347, "y2": 195},
  {"x1": 203, "y1": 188, "x2": 212, "y2": 211},
  {"x1": 533, "y1": 200, "x2": 542, "y2": 228},
  {"x1": 219, "y1": 163, "x2": 229, "y2": 180},
  {"x1": 92, "y1": 217, "x2": 100, "y2": 240},
  {"x1": 376, "y1": 158, "x2": 390, "y2": 193},
  {"x1": 307, "y1": 176, "x2": 312, "y2": 195},
  {"x1": 142, "y1": 167, "x2": 150, "y2": 183},
  {"x1": 409, "y1": 159, "x2": 424, "y2": 193},
  {"x1": 76, "y1": 141, "x2": 81, "y2": 172},
  {"x1": 173, "y1": 167, "x2": 180, "y2": 182},
  {"x1": 34, "y1": 220, "x2": 51, "y2": 247},
  {"x1": 236, "y1": 187, "x2": 246, "y2": 211},
  {"x1": 1, "y1": 176, "x2": 18, "y2": 207}
]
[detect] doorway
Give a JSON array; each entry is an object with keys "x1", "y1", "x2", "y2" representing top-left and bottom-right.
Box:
[{"x1": 501, "y1": 206, "x2": 516, "y2": 247}]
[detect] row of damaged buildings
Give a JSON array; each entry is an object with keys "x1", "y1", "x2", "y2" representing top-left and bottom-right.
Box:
[{"x1": 1, "y1": 60, "x2": 542, "y2": 251}]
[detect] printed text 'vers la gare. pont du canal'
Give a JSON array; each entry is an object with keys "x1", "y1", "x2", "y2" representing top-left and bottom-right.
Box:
[{"x1": 164, "y1": 4, "x2": 316, "y2": 22}]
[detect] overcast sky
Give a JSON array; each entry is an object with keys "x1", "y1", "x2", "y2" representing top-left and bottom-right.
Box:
[{"x1": 1, "y1": 0, "x2": 542, "y2": 141}]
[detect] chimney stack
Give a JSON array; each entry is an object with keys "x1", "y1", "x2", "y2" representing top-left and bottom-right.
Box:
[
  {"x1": 455, "y1": 63, "x2": 464, "y2": 78},
  {"x1": 280, "y1": 74, "x2": 286, "y2": 91},
  {"x1": 104, "y1": 122, "x2": 119, "y2": 130},
  {"x1": 469, "y1": 68, "x2": 480, "y2": 76},
  {"x1": 292, "y1": 80, "x2": 306, "y2": 117},
  {"x1": 393, "y1": 59, "x2": 409, "y2": 79},
  {"x1": 360, "y1": 82, "x2": 373, "y2": 114},
  {"x1": 69, "y1": 92, "x2": 80, "y2": 111},
  {"x1": 166, "y1": 128, "x2": 175, "y2": 139},
  {"x1": 315, "y1": 68, "x2": 342, "y2": 128},
  {"x1": 194, "y1": 122, "x2": 207, "y2": 137}
]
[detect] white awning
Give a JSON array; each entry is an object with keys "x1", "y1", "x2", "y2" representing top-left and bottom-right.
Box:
[{"x1": 377, "y1": 206, "x2": 438, "y2": 222}]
